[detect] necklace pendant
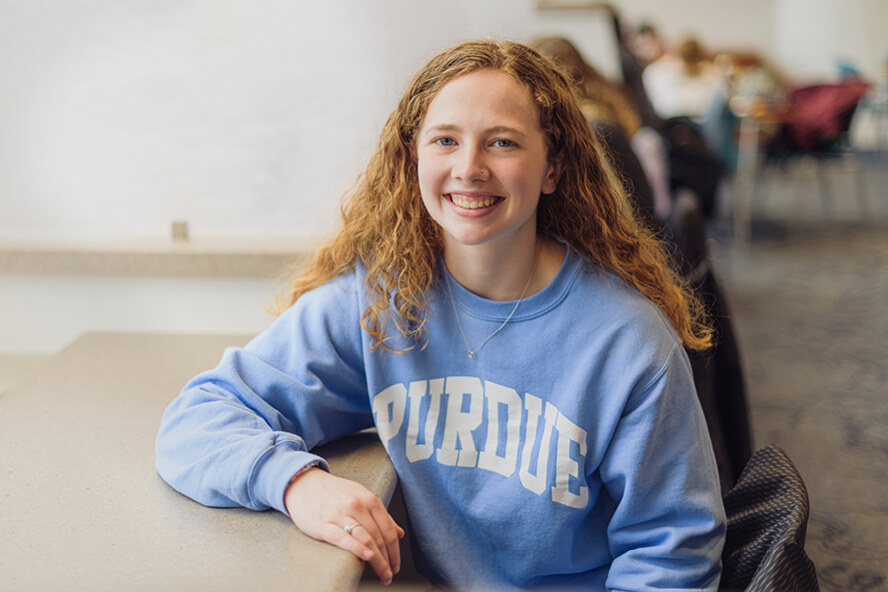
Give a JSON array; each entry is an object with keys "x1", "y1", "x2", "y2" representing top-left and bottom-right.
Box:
[{"x1": 445, "y1": 241, "x2": 539, "y2": 364}]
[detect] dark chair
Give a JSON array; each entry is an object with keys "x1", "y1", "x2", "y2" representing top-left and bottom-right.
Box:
[
  {"x1": 661, "y1": 117, "x2": 725, "y2": 218},
  {"x1": 592, "y1": 120, "x2": 661, "y2": 232},
  {"x1": 667, "y1": 190, "x2": 753, "y2": 491},
  {"x1": 720, "y1": 444, "x2": 820, "y2": 592},
  {"x1": 762, "y1": 81, "x2": 871, "y2": 214}
]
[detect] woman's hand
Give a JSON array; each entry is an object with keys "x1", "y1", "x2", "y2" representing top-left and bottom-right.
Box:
[{"x1": 284, "y1": 467, "x2": 405, "y2": 585}]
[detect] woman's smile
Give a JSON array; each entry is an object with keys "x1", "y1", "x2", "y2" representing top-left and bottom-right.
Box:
[{"x1": 446, "y1": 191, "x2": 504, "y2": 213}]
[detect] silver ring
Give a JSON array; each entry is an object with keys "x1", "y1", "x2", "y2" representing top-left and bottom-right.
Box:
[{"x1": 344, "y1": 522, "x2": 360, "y2": 535}]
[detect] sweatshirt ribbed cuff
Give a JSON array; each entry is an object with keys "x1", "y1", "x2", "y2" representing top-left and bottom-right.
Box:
[{"x1": 250, "y1": 442, "x2": 329, "y2": 515}]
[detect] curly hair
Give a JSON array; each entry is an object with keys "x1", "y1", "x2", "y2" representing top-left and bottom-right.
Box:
[{"x1": 276, "y1": 39, "x2": 712, "y2": 352}]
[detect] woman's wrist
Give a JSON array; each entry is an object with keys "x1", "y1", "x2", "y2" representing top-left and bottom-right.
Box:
[
  {"x1": 288, "y1": 460, "x2": 323, "y2": 486},
  {"x1": 283, "y1": 460, "x2": 323, "y2": 513}
]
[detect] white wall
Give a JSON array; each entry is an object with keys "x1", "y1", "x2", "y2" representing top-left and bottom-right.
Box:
[
  {"x1": 1, "y1": 1, "x2": 409, "y2": 243},
  {"x1": 774, "y1": 0, "x2": 888, "y2": 81}
]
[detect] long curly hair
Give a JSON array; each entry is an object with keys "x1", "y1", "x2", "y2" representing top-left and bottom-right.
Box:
[{"x1": 276, "y1": 39, "x2": 712, "y2": 352}]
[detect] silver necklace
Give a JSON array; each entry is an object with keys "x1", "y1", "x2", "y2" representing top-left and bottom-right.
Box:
[{"x1": 444, "y1": 242, "x2": 539, "y2": 359}]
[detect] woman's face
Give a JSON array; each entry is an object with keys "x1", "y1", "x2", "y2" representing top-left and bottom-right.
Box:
[{"x1": 415, "y1": 68, "x2": 560, "y2": 253}]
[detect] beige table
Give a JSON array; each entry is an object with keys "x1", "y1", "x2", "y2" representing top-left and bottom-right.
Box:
[{"x1": 0, "y1": 332, "x2": 397, "y2": 591}]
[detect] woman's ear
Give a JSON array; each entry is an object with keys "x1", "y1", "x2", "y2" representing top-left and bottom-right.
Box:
[
  {"x1": 408, "y1": 142, "x2": 418, "y2": 163},
  {"x1": 542, "y1": 158, "x2": 564, "y2": 195}
]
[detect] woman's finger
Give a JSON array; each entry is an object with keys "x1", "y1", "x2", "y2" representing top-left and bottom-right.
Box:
[
  {"x1": 344, "y1": 491, "x2": 397, "y2": 573},
  {"x1": 330, "y1": 521, "x2": 393, "y2": 585},
  {"x1": 366, "y1": 500, "x2": 404, "y2": 574},
  {"x1": 350, "y1": 518, "x2": 391, "y2": 573},
  {"x1": 346, "y1": 520, "x2": 390, "y2": 574}
]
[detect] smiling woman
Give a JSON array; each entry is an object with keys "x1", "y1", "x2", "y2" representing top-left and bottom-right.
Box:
[{"x1": 156, "y1": 39, "x2": 725, "y2": 591}]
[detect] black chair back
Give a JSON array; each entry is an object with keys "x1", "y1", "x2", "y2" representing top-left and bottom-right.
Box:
[{"x1": 720, "y1": 444, "x2": 820, "y2": 591}]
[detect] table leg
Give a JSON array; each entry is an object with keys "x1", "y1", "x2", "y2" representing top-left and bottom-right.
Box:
[{"x1": 733, "y1": 115, "x2": 760, "y2": 244}]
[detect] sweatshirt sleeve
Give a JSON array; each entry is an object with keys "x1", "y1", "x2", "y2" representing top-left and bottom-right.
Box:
[
  {"x1": 600, "y1": 344, "x2": 726, "y2": 592},
  {"x1": 154, "y1": 272, "x2": 373, "y2": 515}
]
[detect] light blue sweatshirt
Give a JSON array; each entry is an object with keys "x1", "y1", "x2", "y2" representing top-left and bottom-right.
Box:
[{"x1": 156, "y1": 246, "x2": 725, "y2": 591}]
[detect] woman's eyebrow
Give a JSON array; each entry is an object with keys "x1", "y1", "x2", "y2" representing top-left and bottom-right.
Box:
[
  {"x1": 421, "y1": 124, "x2": 460, "y2": 135},
  {"x1": 485, "y1": 125, "x2": 526, "y2": 136},
  {"x1": 421, "y1": 124, "x2": 526, "y2": 136}
]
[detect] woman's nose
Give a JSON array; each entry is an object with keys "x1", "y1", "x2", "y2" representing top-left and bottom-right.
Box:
[{"x1": 453, "y1": 146, "x2": 489, "y2": 182}]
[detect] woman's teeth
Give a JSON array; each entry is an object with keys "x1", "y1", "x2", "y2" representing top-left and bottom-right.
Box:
[{"x1": 450, "y1": 195, "x2": 498, "y2": 209}]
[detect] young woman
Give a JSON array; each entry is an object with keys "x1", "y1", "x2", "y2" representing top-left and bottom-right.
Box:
[{"x1": 156, "y1": 40, "x2": 725, "y2": 590}]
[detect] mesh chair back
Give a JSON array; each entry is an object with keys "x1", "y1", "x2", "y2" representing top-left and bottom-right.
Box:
[{"x1": 720, "y1": 444, "x2": 819, "y2": 591}]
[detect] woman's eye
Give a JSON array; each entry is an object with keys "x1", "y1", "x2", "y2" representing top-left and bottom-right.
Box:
[
  {"x1": 435, "y1": 137, "x2": 455, "y2": 147},
  {"x1": 492, "y1": 138, "x2": 515, "y2": 148}
]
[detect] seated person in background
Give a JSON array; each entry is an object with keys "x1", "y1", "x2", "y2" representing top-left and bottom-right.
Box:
[
  {"x1": 532, "y1": 36, "x2": 674, "y2": 220},
  {"x1": 644, "y1": 36, "x2": 738, "y2": 173},
  {"x1": 643, "y1": 37, "x2": 728, "y2": 122},
  {"x1": 155, "y1": 39, "x2": 726, "y2": 591}
]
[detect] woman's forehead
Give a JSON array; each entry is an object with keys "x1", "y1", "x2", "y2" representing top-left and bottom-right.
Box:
[{"x1": 419, "y1": 69, "x2": 542, "y2": 131}]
